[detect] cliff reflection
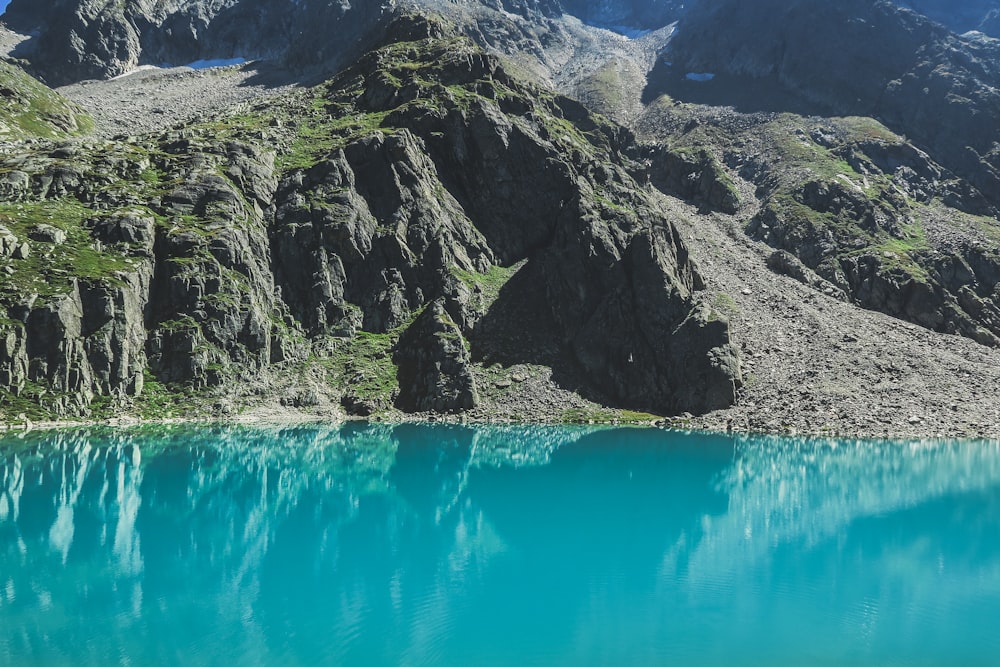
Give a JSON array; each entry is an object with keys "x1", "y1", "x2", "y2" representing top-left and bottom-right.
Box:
[
  {"x1": 685, "y1": 435, "x2": 1000, "y2": 662},
  {"x1": 1, "y1": 426, "x2": 999, "y2": 666}
]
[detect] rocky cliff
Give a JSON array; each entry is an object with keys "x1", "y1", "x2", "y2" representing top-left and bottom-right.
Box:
[{"x1": 0, "y1": 13, "x2": 741, "y2": 422}]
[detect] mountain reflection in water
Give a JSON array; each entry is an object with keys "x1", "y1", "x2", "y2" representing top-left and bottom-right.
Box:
[{"x1": 1, "y1": 424, "x2": 999, "y2": 666}]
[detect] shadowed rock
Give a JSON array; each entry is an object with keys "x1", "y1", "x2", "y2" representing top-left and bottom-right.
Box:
[{"x1": 394, "y1": 299, "x2": 478, "y2": 413}]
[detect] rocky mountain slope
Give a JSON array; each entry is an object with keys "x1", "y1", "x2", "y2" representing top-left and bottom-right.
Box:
[
  {"x1": 2, "y1": 0, "x2": 1000, "y2": 436},
  {"x1": 1, "y1": 0, "x2": 391, "y2": 85},
  {"x1": 0, "y1": 13, "x2": 741, "y2": 424},
  {"x1": 665, "y1": 0, "x2": 1000, "y2": 205},
  {"x1": 642, "y1": 0, "x2": 1000, "y2": 343},
  {"x1": 901, "y1": 0, "x2": 1000, "y2": 35},
  {"x1": 0, "y1": 58, "x2": 91, "y2": 141}
]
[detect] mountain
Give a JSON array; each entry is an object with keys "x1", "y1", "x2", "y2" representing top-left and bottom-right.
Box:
[
  {"x1": 1, "y1": 0, "x2": 392, "y2": 85},
  {"x1": 1, "y1": 0, "x2": 684, "y2": 86},
  {"x1": 644, "y1": 0, "x2": 1000, "y2": 345},
  {"x1": 663, "y1": 0, "x2": 1000, "y2": 205},
  {"x1": 2, "y1": 0, "x2": 1000, "y2": 435},
  {"x1": 0, "y1": 12, "x2": 740, "y2": 423},
  {"x1": 900, "y1": 0, "x2": 1000, "y2": 35}
]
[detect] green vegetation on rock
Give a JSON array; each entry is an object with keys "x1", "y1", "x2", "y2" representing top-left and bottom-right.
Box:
[
  {"x1": 321, "y1": 330, "x2": 400, "y2": 405},
  {"x1": 0, "y1": 60, "x2": 92, "y2": 139},
  {"x1": 0, "y1": 200, "x2": 132, "y2": 302}
]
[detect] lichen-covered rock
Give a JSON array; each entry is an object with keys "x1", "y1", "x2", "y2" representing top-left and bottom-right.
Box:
[{"x1": 0, "y1": 226, "x2": 20, "y2": 259}]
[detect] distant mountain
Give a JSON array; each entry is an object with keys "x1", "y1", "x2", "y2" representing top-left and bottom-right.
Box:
[
  {"x1": 899, "y1": 0, "x2": 1000, "y2": 35},
  {"x1": 1, "y1": 0, "x2": 391, "y2": 85},
  {"x1": 0, "y1": 0, "x2": 689, "y2": 86},
  {"x1": 663, "y1": 0, "x2": 1000, "y2": 206}
]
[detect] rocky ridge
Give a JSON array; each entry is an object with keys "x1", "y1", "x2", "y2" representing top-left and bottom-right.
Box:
[{"x1": 1, "y1": 0, "x2": 678, "y2": 91}]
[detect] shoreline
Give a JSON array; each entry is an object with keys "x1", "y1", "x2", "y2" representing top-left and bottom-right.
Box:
[{"x1": 3, "y1": 410, "x2": 998, "y2": 444}]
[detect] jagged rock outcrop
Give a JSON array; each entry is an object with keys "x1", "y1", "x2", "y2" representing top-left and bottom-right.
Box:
[
  {"x1": 635, "y1": 144, "x2": 740, "y2": 214},
  {"x1": 0, "y1": 108, "x2": 308, "y2": 417},
  {"x1": 557, "y1": 226, "x2": 741, "y2": 413},
  {"x1": 394, "y1": 299, "x2": 478, "y2": 412},
  {"x1": 272, "y1": 128, "x2": 495, "y2": 337}
]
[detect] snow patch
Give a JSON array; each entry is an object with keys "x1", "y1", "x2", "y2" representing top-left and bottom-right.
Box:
[
  {"x1": 685, "y1": 72, "x2": 716, "y2": 82},
  {"x1": 185, "y1": 57, "x2": 246, "y2": 70},
  {"x1": 105, "y1": 57, "x2": 246, "y2": 81},
  {"x1": 601, "y1": 25, "x2": 653, "y2": 39},
  {"x1": 109, "y1": 65, "x2": 164, "y2": 81}
]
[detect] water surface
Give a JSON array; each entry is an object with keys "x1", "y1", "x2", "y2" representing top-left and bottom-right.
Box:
[{"x1": 1, "y1": 423, "x2": 999, "y2": 666}]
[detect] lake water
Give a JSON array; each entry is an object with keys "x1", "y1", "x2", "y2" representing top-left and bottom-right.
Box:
[{"x1": 1, "y1": 423, "x2": 999, "y2": 666}]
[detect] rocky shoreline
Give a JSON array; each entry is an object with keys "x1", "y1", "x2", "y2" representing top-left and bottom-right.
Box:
[{"x1": 5, "y1": 408, "x2": 1000, "y2": 443}]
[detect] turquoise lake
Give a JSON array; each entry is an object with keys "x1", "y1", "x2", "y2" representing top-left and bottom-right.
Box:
[{"x1": 1, "y1": 423, "x2": 999, "y2": 666}]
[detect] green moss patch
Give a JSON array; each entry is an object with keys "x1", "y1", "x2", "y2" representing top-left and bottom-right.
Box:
[
  {"x1": 316, "y1": 330, "x2": 400, "y2": 408},
  {"x1": 0, "y1": 60, "x2": 92, "y2": 139},
  {"x1": 561, "y1": 407, "x2": 662, "y2": 424},
  {"x1": 451, "y1": 262, "x2": 520, "y2": 307},
  {"x1": 0, "y1": 200, "x2": 133, "y2": 303}
]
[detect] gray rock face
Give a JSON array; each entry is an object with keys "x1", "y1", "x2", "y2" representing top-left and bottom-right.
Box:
[
  {"x1": 636, "y1": 145, "x2": 740, "y2": 214},
  {"x1": 394, "y1": 299, "x2": 478, "y2": 413},
  {"x1": 0, "y1": 272, "x2": 151, "y2": 414},
  {"x1": 273, "y1": 129, "x2": 494, "y2": 336},
  {"x1": 557, "y1": 226, "x2": 741, "y2": 413}
]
